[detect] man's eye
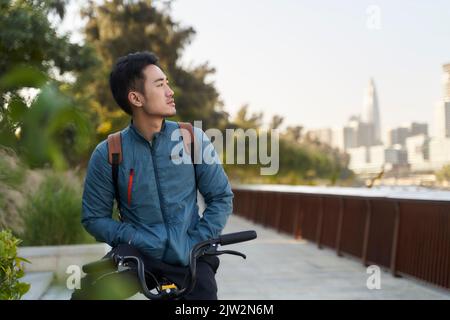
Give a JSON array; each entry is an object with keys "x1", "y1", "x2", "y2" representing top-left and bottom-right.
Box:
[{"x1": 157, "y1": 83, "x2": 163, "y2": 87}]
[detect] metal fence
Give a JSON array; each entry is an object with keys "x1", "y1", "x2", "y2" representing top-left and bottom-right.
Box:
[{"x1": 232, "y1": 187, "x2": 450, "y2": 290}]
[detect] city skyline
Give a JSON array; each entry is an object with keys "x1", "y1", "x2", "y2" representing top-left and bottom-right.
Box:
[
  {"x1": 169, "y1": 0, "x2": 450, "y2": 133},
  {"x1": 59, "y1": 1, "x2": 450, "y2": 132}
]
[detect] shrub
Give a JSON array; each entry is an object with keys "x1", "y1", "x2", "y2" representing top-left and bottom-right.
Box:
[
  {"x1": 19, "y1": 172, "x2": 94, "y2": 245},
  {"x1": 0, "y1": 148, "x2": 26, "y2": 189},
  {"x1": 0, "y1": 229, "x2": 30, "y2": 300}
]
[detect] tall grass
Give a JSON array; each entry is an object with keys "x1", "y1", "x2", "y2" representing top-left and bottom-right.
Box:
[
  {"x1": 0, "y1": 147, "x2": 26, "y2": 198},
  {"x1": 19, "y1": 173, "x2": 94, "y2": 246}
]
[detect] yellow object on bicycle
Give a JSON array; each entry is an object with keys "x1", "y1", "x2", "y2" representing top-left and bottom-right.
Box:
[{"x1": 161, "y1": 283, "x2": 177, "y2": 290}]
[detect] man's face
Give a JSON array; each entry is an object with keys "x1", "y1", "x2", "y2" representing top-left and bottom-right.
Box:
[{"x1": 129, "y1": 64, "x2": 176, "y2": 117}]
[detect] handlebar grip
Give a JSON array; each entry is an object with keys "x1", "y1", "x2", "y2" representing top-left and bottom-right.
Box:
[{"x1": 219, "y1": 230, "x2": 257, "y2": 246}]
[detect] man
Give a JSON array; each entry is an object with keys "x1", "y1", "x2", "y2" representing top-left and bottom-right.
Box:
[{"x1": 73, "y1": 51, "x2": 233, "y2": 300}]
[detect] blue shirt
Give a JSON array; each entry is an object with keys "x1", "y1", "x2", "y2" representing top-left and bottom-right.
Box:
[{"x1": 81, "y1": 119, "x2": 234, "y2": 266}]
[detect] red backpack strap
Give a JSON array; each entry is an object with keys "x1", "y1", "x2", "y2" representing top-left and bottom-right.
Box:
[
  {"x1": 107, "y1": 132, "x2": 123, "y2": 221},
  {"x1": 107, "y1": 132, "x2": 122, "y2": 165}
]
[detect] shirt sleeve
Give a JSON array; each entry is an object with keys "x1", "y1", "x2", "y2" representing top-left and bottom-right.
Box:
[
  {"x1": 188, "y1": 127, "x2": 234, "y2": 244},
  {"x1": 81, "y1": 143, "x2": 136, "y2": 247}
]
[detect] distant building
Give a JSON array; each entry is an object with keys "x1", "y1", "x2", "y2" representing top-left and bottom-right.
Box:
[
  {"x1": 406, "y1": 134, "x2": 430, "y2": 172},
  {"x1": 307, "y1": 128, "x2": 333, "y2": 146},
  {"x1": 426, "y1": 63, "x2": 450, "y2": 170},
  {"x1": 443, "y1": 63, "x2": 450, "y2": 101},
  {"x1": 343, "y1": 116, "x2": 359, "y2": 149},
  {"x1": 388, "y1": 127, "x2": 410, "y2": 146},
  {"x1": 410, "y1": 122, "x2": 428, "y2": 137},
  {"x1": 435, "y1": 101, "x2": 450, "y2": 138},
  {"x1": 388, "y1": 122, "x2": 428, "y2": 147},
  {"x1": 385, "y1": 145, "x2": 408, "y2": 166},
  {"x1": 361, "y1": 78, "x2": 382, "y2": 145},
  {"x1": 429, "y1": 137, "x2": 450, "y2": 170},
  {"x1": 347, "y1": 145, "x2": 385, "y2": 174}
]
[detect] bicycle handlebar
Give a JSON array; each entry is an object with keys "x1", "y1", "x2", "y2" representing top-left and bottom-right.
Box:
[
  {"x1": 82, "y1": 230, "x2": 258, "y2": 300},
  {"x1": 137, "y1": 230, "x2": 257, "y2": 300},
  {"x1": 218, "y1": 230, "x2": 257, "y2": 246}
]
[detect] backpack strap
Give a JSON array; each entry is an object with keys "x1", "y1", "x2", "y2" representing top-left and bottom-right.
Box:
[
  {"x1": 178, "y1": 122, "x2": 198, "y2": 190},
  {"x1": 107, "y1": 132, "x2": 123, "y2": 221},
  {"x1": 178, "y1": 122, "x2": 196, "y2": 164}
]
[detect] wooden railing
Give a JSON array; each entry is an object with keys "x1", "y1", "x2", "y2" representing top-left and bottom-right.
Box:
[{"x1": 232, "y1": 186, "x2": 450, "y2": 290}]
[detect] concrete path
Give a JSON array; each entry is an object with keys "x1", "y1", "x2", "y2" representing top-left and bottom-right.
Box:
[
  {"x1": 216, "y1": 215, "x2": 450, "y2": 300},
  {"x1": 24, "y1": 214, "x2": 450, "y2": 300}
]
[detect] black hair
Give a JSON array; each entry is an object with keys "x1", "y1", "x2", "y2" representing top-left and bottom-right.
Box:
[{"x1": 109, "y1": 51, "x2": 160, "y2": 115}]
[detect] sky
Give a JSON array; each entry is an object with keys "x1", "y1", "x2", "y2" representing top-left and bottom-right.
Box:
[{"x1": 60, "y1": 0, "x2": 450, "y2": 137}]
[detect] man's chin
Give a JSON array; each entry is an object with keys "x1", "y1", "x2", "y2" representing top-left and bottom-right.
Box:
[{"x1": 163, "y1": 108, "x2": 176, "y2": 117}]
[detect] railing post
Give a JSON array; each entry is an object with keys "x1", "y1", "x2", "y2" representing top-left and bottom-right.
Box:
[
  {"x1": 292, "y1": 194, "x2": 300, "y2": 238},
  {"x1": 335, "y1": 197, "x2": 344, "y2": 257},
  {"x1": 316, "y1": 197, "x2": 324, "y2": 249},
  {"x1": 390, "y1": 201, "x2": 401, "y2": 277},
  {"x1": 362, "y1": 199, "x2": 372, "y2": 266},
  {"x1": 275, "y1": 192, "x2": 282, "y2": 232}
]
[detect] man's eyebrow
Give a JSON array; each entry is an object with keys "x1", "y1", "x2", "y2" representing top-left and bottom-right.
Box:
[{"x1": 153, "y1": 77, "x2": 168, "y2": 83}]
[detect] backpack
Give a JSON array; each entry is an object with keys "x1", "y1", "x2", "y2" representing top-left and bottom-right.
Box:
[{"x1": 107, "y1": 122, "x2": 196, "y2": 220}]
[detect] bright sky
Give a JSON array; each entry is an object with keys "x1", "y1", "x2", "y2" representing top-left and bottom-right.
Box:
[{"x1": 60, "y1": 0, "x2": 450, "y2": 136}]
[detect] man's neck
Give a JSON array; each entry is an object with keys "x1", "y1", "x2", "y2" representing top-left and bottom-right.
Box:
[{"x1": 132, "y1": 114, "x2": 164, "y2": 142}]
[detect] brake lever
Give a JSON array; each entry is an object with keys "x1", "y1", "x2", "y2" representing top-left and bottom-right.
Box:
[{"x1": 205, "y1": 249, "x2": 247, "y2": 259}]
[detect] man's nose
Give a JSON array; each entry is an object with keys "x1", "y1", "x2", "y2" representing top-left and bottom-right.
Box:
[{"x1": 166, "y1": 85, "x2": 174, "y2": 97}]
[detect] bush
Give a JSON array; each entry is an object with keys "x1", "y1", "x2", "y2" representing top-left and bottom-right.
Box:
[
  {"x1": 0, "y1": 229, "x2": 30, "y2": 300},
  {"x1": 19, "y1": 172, "x2": 94, "y2": 245},
  {"x1": 0, "y1": 147, "x2": 26, "y2": 189},
  {"x1": 0, "y1": 147, "x2": 27, "y2": 233},
  {"x1": 436, "y1": 164, "x2": 450, "y2": 182}
]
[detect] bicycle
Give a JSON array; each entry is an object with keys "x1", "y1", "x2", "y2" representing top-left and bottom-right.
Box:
[{"x1": 81, "y1": 230, "x2": 257, "y2": 300}]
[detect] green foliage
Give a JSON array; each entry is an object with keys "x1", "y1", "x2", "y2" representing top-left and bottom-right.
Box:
[
  {"x1": 436, "y1": 164, "x2": 450, "y2": 182},
  {"x1": 0, "y1": 229, "x2": 30, "y2": 300},
  {"x1": 75, "y1": 0, "x2": 228, "y2": 143},
  {"x1": 0, "y1": 66, "x2": 94, "y2": 170},
  {"x1": 0, "y1": 0, "x2": 96, "y2": 76},
  {"x1": 0, "y1": 147, "x2": 26, "y2": 189},
  {"x1": 19, "y1": 172, "x2": 94, "y2": 245},
  {"x1": 0, "y1": 146, "x2": 27, "y2": 233},
  {"x1": 231, "y1": 104, "x2": 264, "y2": 130},
  {"x1": 0, "y1": 0, "x2": 97, "y2": 168}
]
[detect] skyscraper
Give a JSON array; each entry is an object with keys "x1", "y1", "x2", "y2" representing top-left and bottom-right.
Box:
[
  {"x1": 435, "y1": 64, "x2": 450, "y2": 138},
  {"x1": 361, "y1": 78, "x2": 382, "y2": 145},
  {"x1": 443, "y1": 63, "x2": 450, "y2": 101}
]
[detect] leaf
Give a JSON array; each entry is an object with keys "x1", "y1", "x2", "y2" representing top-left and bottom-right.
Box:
[
  {"x1": 8, "y1": 97, "x2": 29, "y2": 123},
  {"x1": 17, "y1": 282, "x2": 31, "y2": 298},
  {"x1": 15, "y1": 257, "x2": 31, "y2": 264},
  {"x1": 0, "y1": 65, "x2": 47, "y2": 91}
]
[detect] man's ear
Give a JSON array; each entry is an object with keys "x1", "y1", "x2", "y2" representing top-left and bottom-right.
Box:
[{"x1": 128, "y1": 91, "x2": 144, "y2": 108}]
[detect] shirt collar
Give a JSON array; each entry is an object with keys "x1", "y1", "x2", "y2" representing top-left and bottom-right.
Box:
[{"x1": 129, "y1": 118, "x2": 167, "y2": 143}]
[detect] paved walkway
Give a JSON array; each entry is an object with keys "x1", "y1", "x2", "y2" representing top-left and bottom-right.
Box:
[
  {"x1": 217, "y1": 215, "x2": 450, "y2": 299},
  {"x1": 27, "y1": 214, "x2": 450, "y2": 300}
]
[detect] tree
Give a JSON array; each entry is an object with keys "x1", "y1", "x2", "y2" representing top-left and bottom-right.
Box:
[
  {"x1": 269, "y1": 115, "x2": 284, "y2": 130},
  {"x1": 77, "y1": 0, "x2": 229, "y2": 143},
  {"x1": 231, "y1": 104, "x2": 263, "y2": 130},
  {"x1": 436, "y1": 164, "x2": 450, "y2": 183},
  {"x1": 0, "y1": 0, "x2": 97, "y2": 168},
  {"x1": 284, "y1": 125, "x2": 303, "y2": 143}
]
